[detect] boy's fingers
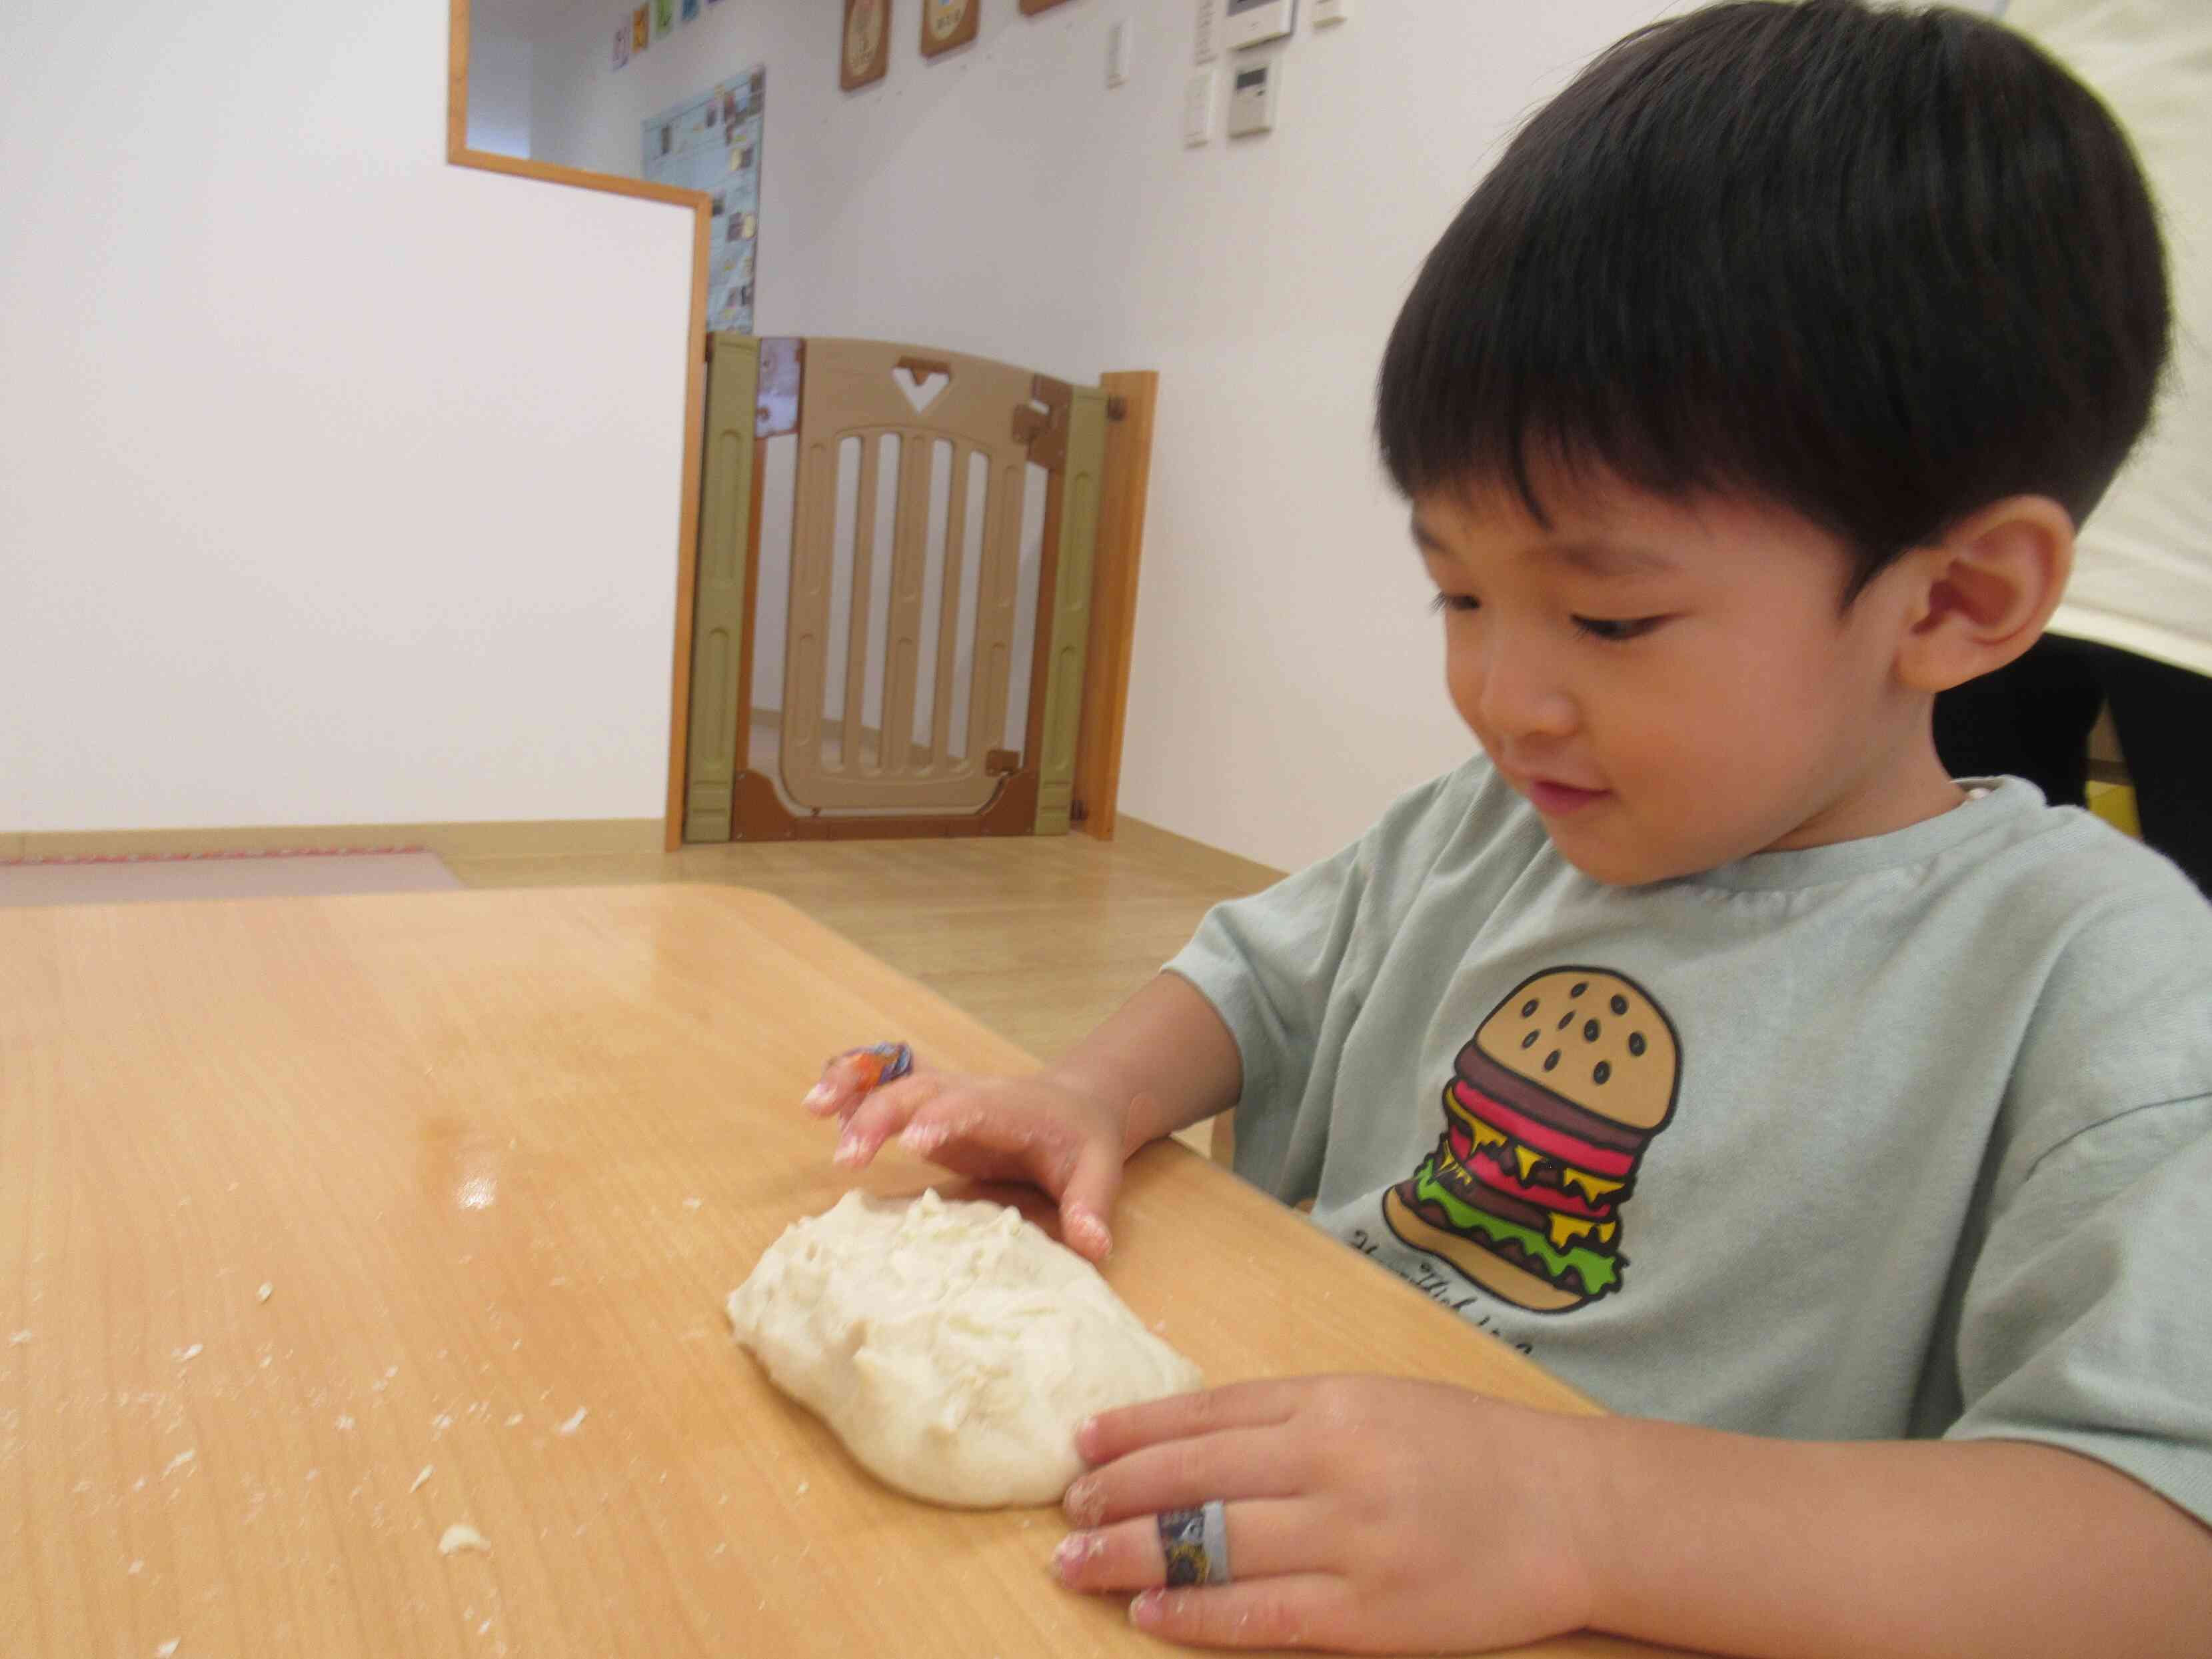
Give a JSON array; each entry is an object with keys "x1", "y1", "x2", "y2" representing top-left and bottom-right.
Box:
[
  {"x1": 833, "y1": 1074, "x2": 944, "y2": 1168},
  {"x1": 804, "y1": 1044, "x2": 922, "y2": 1118},
  {"x1": 1076, "y1": 1380, "x2": 1302, "y2": 1468},
  {"x1": 894, "y1": 1086, "x2": 987, "y2": 1158},
  {"x1": 1056, "y1": 1141, "x2": 1122, "y2": 1262},
  {"x1": 1051, "y1": 1498, "x2": 1311, "y2": 1596},
  {"x1": 1129, "y1": 1574, "x2": 1354, "y2": 1651},
  {"x1": 802, "y1": 1051, "x2": 893, "y2": 1118},
  {"x1": 1063, "y1": 1426, "x2": 1303, "y2": 1530},
  {"x1": 894, "y1": 1100, "x2": 1122, "y2": 1260}
]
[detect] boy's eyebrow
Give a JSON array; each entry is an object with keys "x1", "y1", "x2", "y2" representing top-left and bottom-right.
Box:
[
  {"x1": 1546, "y1": 540, "x2": 1679, "y2": 577},
  {"x1": 1409, "y1": 516, "x2": 1677, "y2": 577}
]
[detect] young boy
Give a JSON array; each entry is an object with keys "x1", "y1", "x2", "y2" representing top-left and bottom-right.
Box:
[{"x1": 808, "y1": 3, "x2": 2212, "y2": 1652}]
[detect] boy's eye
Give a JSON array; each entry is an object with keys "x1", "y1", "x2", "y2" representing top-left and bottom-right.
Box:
[
  {"x1": 1572, "y1": 615, "x2": 1665, "y2": 643},
  {"x1": 1428, "y1": 594, "x2": 1480, "y2": 615}
]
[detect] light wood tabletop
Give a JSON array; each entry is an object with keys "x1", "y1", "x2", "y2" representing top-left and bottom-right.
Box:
[{"x1": 0, "y1": 886, "x2": 1694, "y2": 1658}]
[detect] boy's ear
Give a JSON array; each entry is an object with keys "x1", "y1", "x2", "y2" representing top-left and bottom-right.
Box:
[{"x1": 1892, "y1": 496, "x2": 2075, "y2": 693}]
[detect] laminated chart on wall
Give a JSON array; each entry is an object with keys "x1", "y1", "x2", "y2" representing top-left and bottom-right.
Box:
[{"x1": 643, "y1": 67, "x2": 765, "y2": 336}]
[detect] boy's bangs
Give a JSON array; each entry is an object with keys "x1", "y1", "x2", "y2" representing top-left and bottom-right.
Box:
[
  {"x1": 1378, "y1": 192, "x2": 1831, "y2": 555},
  {"x1": 1384, "y1": 337, "x2": 1761, "y2": 539}
]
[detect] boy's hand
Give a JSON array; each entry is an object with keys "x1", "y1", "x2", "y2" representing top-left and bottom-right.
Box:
[
  {"x1": 802, "y1": 1051, "x2": 1138, "y2": 1262},
  {"x1": 1050, "y1": 1376, "x2": 1600, "y2": 1652}
]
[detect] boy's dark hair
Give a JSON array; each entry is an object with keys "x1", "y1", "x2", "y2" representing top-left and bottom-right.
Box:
[{"x1": 1376, "y1": 0, "x2": 2169, "y2": 599}]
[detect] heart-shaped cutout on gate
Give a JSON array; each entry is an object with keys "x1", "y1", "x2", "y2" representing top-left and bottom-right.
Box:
[{"x1": 892, "y1": 366, "x2": 949, "y2": 415}]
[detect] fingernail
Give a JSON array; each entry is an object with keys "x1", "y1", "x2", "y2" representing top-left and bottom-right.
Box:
[
  {"x1": 1063, "y1": 1477, "x2": 1103, "y2": 1528},
  {"x1": 833, "y1": 1133, "x2": 864, "y2": 1168},
  {"x1": 901, "y1": 1122, "x2": 947, "y2": 1154},
  {"x1": 1050, "y1": 1531, "x2": 1098, "y2": 1581},
  {"x1": 1069, "y1": 1208, "x2": 1111, "y2": 1260},
  {"x1": 804, "y1": 1083, "x2": 832, "y2": 1109},
  {"x1": 1130, "y1": 1589, "x2": 1164, "y2": 1626}
]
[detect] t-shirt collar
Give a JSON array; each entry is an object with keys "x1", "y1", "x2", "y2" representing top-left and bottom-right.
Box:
[{"x1": 1683, "y1": 777, "x2": 2046, "y2": 892}]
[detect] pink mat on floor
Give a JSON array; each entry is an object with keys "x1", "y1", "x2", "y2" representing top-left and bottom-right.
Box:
[{"x1": 0, "y1": 847, "x2": 465, "y2": 908}]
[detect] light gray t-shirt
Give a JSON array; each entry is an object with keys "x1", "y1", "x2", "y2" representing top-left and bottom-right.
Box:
[{"x1": 1168, "y1": 757, "x2": 2212, "y2": 1527}]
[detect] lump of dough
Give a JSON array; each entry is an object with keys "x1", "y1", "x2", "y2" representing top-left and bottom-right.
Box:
[{"x1": 727, "y1": 1189, "x2": 1202, "y2": 1508}]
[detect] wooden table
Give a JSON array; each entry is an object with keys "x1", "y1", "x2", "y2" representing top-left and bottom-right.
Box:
[{"x1": 1, "y1": 886, "x2": 1691, "y2": 1658}]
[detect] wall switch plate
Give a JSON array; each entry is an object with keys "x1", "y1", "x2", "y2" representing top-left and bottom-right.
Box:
[
  {"x1": 1224, "y1": 0, "x2": 1295, "y2": 52},
  {"x1": 1313, "y1": 0, "x2": 1349, "y2": 23},
  {"x1": 1107, "y1": 19, "x2": 1130, "y2": 86},
  {"x1": 1226, "y1": 57, "x2": 1278, "y2": 136},
  {"x1": 1184, "y1": 69, "x2": 1216, "y2": 145},
  {"x1": 1194, "y1": 0, "x2": 1218, "y2": 64}
]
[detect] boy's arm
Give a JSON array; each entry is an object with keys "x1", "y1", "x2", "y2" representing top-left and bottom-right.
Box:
[
  {"x1": 1578, "y1": 1418, "x2": 2212, "y2": 1658},
  {"x1": 1046, "y1": 970, "x2": 1245, "y2": 1154}
]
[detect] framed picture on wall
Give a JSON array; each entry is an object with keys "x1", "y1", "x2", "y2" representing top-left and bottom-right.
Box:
[
  {"x1": 920, "y1": 0, "x2": 979, "y2": 58},
  {"x1": 842, "y1": 0, "x2": 890, "y2": 89},
  {"x1": 632, "y1": 7, "x2": 649, "y2": 52}
]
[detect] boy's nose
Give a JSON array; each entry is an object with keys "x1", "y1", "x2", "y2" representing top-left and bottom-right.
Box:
[{"x1": 1464, "y1": 639, "x2": 1576, "y2": 742}]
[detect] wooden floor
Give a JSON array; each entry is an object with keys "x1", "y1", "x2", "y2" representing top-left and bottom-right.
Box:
[{"x1": 443, "y1": 822, "x2": 1282, "y2": 1150}]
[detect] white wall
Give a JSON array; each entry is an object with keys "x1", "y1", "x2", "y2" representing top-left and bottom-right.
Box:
[
  {"x1": 525, "y1": 0, "x2": 1697, "y2": 872},
  {"x1": 2, "y1": 0, "x2": 2002, "y2": 861},
  {"x1": 0, "y1": 1, "x2": 692, "y2": 833}
]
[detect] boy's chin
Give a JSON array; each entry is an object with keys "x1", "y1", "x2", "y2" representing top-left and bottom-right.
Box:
[
  {"x1": 1554, "y1": 848, "x2": 1683, "y2": 887},
  {"x1": 1541, "y1": 821, "x2": 1709, "y2": 887}
]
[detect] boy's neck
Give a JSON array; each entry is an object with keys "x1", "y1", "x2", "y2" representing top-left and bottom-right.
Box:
[{"x1": 1765, "y1": 733, "x2": 1970, "y2": 854}]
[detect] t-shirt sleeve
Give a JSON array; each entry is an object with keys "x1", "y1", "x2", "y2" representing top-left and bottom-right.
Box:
[
  {"x1": 1164, "y1": 833, "x2": 1371, "y2": 1159},
  {"x1": 1163, "y1": 758, "x2": 1522, "y2": 1198},
  {"x1": 1945, "y1": 1095, "x2": 2212, "y2": 1528}
]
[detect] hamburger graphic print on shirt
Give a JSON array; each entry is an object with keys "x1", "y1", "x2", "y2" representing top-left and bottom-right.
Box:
[{"x1": 1383, "y1": 968, "x2": 1680, "y2": 1312}]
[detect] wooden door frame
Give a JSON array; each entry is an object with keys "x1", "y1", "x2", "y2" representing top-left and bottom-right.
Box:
[{"x1": 445, "y1": 3, "x2": 1146, "y2": 850}]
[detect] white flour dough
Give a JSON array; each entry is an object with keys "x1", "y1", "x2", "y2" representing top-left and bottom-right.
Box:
[{"x1": 727, "y1": 1189, "x2": 1202, "y2": 1508}]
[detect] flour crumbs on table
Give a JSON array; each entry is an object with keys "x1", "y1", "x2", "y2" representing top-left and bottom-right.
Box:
[{"x1": 439, "y1": 1522, "x2": 492, "y2": 1556}]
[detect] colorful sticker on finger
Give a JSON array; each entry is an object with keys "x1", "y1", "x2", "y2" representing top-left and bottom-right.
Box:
[
  {"x1": 1158, "y1": 1502, "x2": 1230, "y2": 1587},
  {"x1": 838, "y1": 1042, "x2": 915, "y2": 1092}
]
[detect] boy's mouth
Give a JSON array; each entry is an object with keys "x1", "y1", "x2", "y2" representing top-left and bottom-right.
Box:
[{"x1": 1520, "y1": 776, "x2": 1610, "y2": 815}]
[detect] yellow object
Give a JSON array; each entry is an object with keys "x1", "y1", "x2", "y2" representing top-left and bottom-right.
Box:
[
  {"x1": 2087, "y1": 781, "x2": 2143, "y2": 839},
  {"x1": 1547, "y1": 1213, "x2": 1620, "y2": 1250}
]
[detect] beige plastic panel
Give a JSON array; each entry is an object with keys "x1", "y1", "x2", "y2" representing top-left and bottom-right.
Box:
[
  {"x1": 1032, "y1": 384, "x2": 1108, "y2": 835},
  {"x1": 682, "y1": 333, "x2": 760, "y2": 843},
  {"x1": 780, "y1": 340, "x2": 1039, "y2": 813}
]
